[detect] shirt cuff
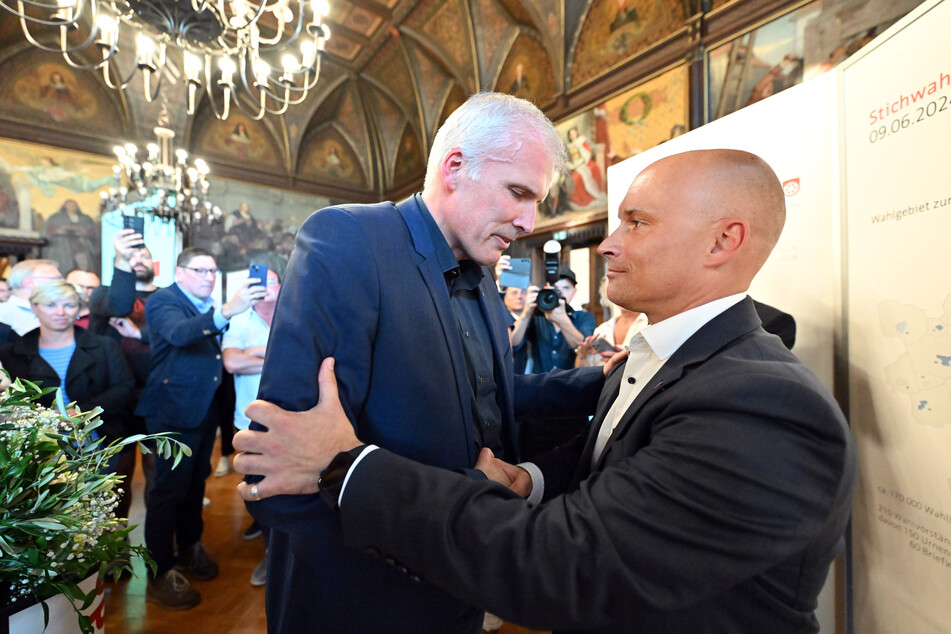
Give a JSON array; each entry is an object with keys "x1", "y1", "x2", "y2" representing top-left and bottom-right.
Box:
[
  {"x1": 339, "y1": 444, "x2": 379, "y2": 506},
  {"x1": 212, "y1": 307, "x2": 229, "y2": 331},
  {"x1": 517, "y1": 461, "x2": 544, "y2": 504}
]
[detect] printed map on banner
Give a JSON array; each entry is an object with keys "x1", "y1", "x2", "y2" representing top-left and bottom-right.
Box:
[{"x1": 880, "y1": 295, "x2": 951, "y2": 427}]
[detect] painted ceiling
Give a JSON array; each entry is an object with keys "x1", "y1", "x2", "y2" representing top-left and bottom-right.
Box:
[{"x1": 0, "y1": 0, "x2": 706, "y2": 201}]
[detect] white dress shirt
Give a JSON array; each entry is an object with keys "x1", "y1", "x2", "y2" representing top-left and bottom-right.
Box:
[{"x1": 0, "y1": 295, "x2": 39, "y2": 335}]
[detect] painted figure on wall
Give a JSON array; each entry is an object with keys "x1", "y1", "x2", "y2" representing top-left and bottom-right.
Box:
[
  {"x1": 509, "y1": 63, "x2": 530, "y2": 99},
  {"x1": 610, "y1": 0, "x2": 641, "y2": 33},
  {"x1": 565, "y1": 127, "x2": 606, "y2": 210},
  {"x1": 43, "y1": 199, "x2": 101, "y2": 275},
  {"x1": 323, "y1": 146, "x2": 343, "y2": 177},
  {"x1": 227, "y1": 122, "x2": 252, "y2": 159},
  {"x1": 14, "y1": 65, "x2": 99, "y2": 123},
  {"x1": 0, "y1": 179, "x2": 20, "y2": 229}
]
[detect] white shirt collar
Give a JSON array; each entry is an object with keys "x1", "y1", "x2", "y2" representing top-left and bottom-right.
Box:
[{"x1": 638, "y1": 293, "x2": 747, "y2": 360}]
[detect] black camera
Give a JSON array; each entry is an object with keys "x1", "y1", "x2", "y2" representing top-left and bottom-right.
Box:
[{"x1": 535, "y1": 240, "x2": 572, "y2": 314}]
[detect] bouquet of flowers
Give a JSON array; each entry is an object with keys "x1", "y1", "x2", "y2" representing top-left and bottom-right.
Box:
[{"x1": 0, "y1": 377, "x2": 188, "y2": 633}]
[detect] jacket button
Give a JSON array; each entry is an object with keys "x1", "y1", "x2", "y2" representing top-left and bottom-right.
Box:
[
  {"x1": 216, "y1": 354, "x2": 221, "y2": 360},
  {"x1": 213, "y1": 377, "x2": 218, "y2": 382}
]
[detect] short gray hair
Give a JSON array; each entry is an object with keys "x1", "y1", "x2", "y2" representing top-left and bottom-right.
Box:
[
  {"x1": 9, "y1": 259, "x2": 60, "y2": 290},
  {"x1": 423, "y1": 92, "x2": 565, "y2": 189},
  {"x1": 30, "y1": 279, "x2": 80, "y2": 306}
]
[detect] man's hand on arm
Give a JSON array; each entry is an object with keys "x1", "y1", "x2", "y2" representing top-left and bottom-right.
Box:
[
  {"x1": 233, "y1": 357, "x2": 362, "y2": 500},
  {"x1": 474, "y1": 447, "x2": 533, "y2": 498},
  {"x1": 221, "y1": 278, "x2": 268, "y2": 320}
]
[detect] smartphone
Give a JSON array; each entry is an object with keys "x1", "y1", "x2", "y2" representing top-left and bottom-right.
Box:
[
  {"x1": 122, "y1": 215, "x2": 145, "y2": 248},
  {"x1": 249, "y1": 263, "x2": 268, "y2": 287},
  {"x1": 498, "y1": 258, "x2": 531, "y2": 289},
  {"x1": 590, "y1": 338, "x2": 618, "y2": 354}
]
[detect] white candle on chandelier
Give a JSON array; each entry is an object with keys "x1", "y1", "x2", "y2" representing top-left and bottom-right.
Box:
[
  {"x1": 253, "y1": 59, "x2": 271, "y2": 86},
  {"x1": 301, "y1": 39, "x2": 317, "y2": 68},
  {"x1": 219, "y1": 56, "x2": 236, "y2": 85},
  {"x1": 281, "y1": 54, "x2": 298, "y2": 80},
  {"x1": 95, "y1": 14, "x2": 118, "y2": 46},
  {"x1": 136, "y1": 32, "x2": 157, "y2": 68},
  {"x1": 184, "y1": 51, "x2": 203, "y2": 83}
]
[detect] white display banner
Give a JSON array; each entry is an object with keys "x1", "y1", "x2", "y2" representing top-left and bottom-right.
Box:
[
  {"x1": 606, "y1": 73, "x2": 840, "y2": 388},
  {"x1": 841, "y1": 0, "x2": 951, "y2": 631}
]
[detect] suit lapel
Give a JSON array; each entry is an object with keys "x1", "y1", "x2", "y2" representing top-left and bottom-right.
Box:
[
  {"x1": 396, "y1": 196, "x2": 477, "y2": 462},
  {"x1": 64, "y1": 333, "x2": 96, "y2": 387},
  {"x1": 477, "y1": 273, "x2": 518, "y2": 454},
  {"x1": 582, "y1": 297, "x2": 764, "y2": 474}
]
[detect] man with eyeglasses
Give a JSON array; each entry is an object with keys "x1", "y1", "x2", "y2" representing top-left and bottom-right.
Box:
[
  {"x1": 136, "y1": 246, "x2": 266, "y2": 610},
  {"x1": 0, "y1": 258, "x2": 62, "y2": 335}
]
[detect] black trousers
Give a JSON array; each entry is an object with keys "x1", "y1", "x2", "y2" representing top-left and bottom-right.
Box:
[{"x1": 144, "y1": 399, "x2": 219, "y2": 577}]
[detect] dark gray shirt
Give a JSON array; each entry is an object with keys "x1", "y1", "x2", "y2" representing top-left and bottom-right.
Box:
[{"x1": 416, "y1": 195, "x2": 504, "y2": 457}]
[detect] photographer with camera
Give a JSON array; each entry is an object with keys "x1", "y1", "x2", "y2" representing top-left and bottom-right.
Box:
[{"x1": 498, "y1": 245, "x2": 596, "y2": 459}]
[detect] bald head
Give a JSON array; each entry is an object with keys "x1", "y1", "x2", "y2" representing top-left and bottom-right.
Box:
[
  {"x1": 659, "y1": 149, "x2": 785, "y2": 263},
  {"x1": 598, "y1": 149, "x2": 786, "y2": 323}
]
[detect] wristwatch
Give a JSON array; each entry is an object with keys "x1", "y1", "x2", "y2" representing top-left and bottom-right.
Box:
[{"x1": 318, "y1": 444, "x2": 368, "y2": 511}]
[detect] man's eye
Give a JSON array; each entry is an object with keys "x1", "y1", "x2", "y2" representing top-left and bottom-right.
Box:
[{"x1": 510, "y1": 188, "x2": 525, "y2": 200}]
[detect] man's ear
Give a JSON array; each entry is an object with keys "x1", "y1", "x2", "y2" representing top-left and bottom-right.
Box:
[
  {"x1": 440, "y1": 148, "x2": 465, "y2": 191},
  {"x1": 707, "y1": 218, "x2": 748, "y2": 266}
]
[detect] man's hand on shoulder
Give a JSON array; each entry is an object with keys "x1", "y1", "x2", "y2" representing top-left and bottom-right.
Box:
[
  {"x1": 222, "y1": 278, "x2": 267, "y2": 320},
  {"x1": 233, "y1": 358, "x2": 361, "y2": 500}
]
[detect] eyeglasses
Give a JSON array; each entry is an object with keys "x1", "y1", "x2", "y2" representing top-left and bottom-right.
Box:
[{"x1": 181, "y1": 266, "x2": 220, "y2": 278}]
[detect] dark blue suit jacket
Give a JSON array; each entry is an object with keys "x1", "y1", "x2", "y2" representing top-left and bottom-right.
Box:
[
  {"x1": 248, "y1": 196, "x2": 604, "y2": 633},
  {"x1": 338, "y1": 297, "x2": 857, "y2": 633},
  {"x1": 135, "y1": 283, "x2": 224, "y2": 430}
]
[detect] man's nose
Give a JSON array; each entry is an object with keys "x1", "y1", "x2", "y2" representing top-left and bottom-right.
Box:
[
  {"x1": 597, "y1": 232, "x2": 618, "y2": 258},
  {"x1": 513, "y1": 204, "x2": 535, "y2": 234}
]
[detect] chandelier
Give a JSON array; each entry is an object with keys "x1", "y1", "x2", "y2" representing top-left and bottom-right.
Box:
[
  {"x1": 100, "y1": 104, "x2": 223, "y2": 243},
  {"x1": 5, "y1": 0, "x2": 332, "y2": 120}
]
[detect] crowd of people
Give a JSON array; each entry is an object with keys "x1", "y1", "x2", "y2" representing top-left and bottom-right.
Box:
[
  {"x1": 0, "y1": 91, "x2": 855, "y2": 634},
  {"x1": 0, "y1": 232, "x2": 287, "y2": 610}
]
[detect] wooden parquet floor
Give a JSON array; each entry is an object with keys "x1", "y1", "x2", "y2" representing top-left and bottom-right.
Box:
[{"x1": 102, "y1": 438, "x2": 545, "y2": 634}]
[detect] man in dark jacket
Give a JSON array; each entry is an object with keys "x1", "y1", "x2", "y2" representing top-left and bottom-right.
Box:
[{"x1": 136, "y1": 247, "x2": 264, "y2": 611}]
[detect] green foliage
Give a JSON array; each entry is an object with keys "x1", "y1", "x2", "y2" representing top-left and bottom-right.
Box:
[{"x1": 0, "y1": 377, "x2": 190, "y2": 633}]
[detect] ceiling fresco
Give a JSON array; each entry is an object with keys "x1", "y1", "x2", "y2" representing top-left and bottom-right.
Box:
[{"x1": 0, "y1": 0, "x2": 795, "y2": 202}]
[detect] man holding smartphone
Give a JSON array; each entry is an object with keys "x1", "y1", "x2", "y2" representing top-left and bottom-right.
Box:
[{"x1": 137, "y1": 247, "x2": 266, "y2": 610}]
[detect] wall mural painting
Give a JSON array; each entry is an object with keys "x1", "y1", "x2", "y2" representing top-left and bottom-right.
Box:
[
  {"x1": 537, "y1": 110, "x2": 608, "y2": 230},
  {"x1": 497, "y1": 35, "x2": 557, "y2": 106},
  {"x1": 600, "y1": 64, "x2": 688, "y2": 162},
  {"x1": 537, "y1": 64, "x2": 688, "y2": 232},
  {"x1": 191, "y1": 178, "x2": 331, "y2": 273},
  {"x1": 571, "y1": 0, "x2": 682, "y2": 89},
  {"x1": 299, "y1": 133, "x2": 365, "y2": 190},
  {"x1": 707, "y1": 0, "x2": 921, "y2": 121},
  {"x1": 0, "y1": 58, "x2": 120, "y2": 137},
  {"x1": 0, "y1": 136, "x2": 114, "y2": 275},
  {"x1": 0, "y1": 135, "x2": 339, "y2": 277},
  {"x1": 393, "y1": 126, "x2": 423, "y2": 187},
  {"x1": 195, "y1": 113, "x2": 281, "y2": 168}
]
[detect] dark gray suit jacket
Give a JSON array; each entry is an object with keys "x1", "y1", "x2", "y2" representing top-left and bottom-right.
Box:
[{"x1": 339, "y1": 297, "x2": 857, "y2": 633}]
